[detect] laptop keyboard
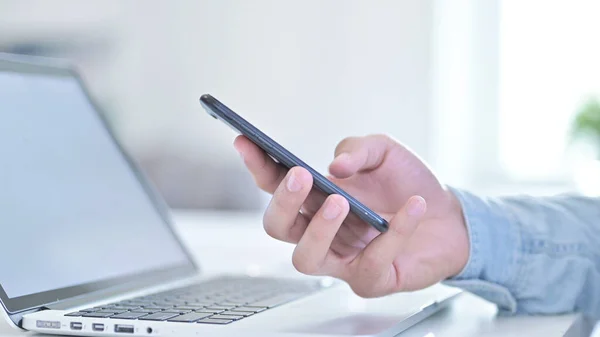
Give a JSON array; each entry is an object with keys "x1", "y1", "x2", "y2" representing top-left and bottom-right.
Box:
[{"x1": 65, "y1": 276, "x2": 324, "y2": 325}]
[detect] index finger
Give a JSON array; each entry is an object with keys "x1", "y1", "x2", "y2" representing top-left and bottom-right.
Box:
[
  {"x1": 233, "y1": 135, "x2": 287, "y2": 194},
  {"x1": 328, "y1": 135, "x2": 395, "y2": 179}
]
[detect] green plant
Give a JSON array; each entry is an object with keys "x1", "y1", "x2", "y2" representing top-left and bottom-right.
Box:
[{"x1": 571, "y1": 97, "x2": 600, "y2": 158}]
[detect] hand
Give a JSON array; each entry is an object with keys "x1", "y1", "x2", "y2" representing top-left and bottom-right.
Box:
[{"x1": 234, "y1": 134, "x2": 469, "y2": 297}]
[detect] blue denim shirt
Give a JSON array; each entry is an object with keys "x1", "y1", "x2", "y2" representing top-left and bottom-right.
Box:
[{"x1": 443, "y1": 188, "x2": 600, "y2": 317}]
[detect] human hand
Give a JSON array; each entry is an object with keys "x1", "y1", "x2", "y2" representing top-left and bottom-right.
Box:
[{"x1": 234, "y1": 134, "x2": 469, "y2": 297}]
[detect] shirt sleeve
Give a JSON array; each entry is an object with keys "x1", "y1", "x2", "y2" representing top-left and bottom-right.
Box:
[{"x1": 443, "y1": 188, "x2": 600, "y2": 317}]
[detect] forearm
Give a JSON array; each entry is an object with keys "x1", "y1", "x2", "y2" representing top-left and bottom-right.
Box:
[{"x1": 444, "y1": 188, "x2": 600, "y2": 316}]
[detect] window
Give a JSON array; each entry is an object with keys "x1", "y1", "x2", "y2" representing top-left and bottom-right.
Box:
[{"x1": 499, "y1": 0, "x2": 600, "y2": 181}]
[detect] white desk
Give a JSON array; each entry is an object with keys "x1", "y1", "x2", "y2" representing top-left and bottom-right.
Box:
[{"x1": 0, "y1": 211, "x2": 578, "y2": 337}]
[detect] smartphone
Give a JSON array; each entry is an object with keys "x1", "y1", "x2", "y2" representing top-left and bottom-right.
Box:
[{"x1": 200, "y1": 94, "x2": 389, "y2": 232}]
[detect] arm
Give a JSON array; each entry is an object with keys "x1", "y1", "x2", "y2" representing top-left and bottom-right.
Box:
[
  {"x1": 445, "y1": 189, "x2": 600, "y2": 316},
  {"x1": 235, "y1": 133, "x2": 599, "y2": 315}
]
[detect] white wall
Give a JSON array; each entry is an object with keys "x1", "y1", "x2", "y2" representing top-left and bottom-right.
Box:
[
  {"x1": 112, "y1": 0, "x2": 435, "y2": 174},
  {"x1": 1, "y1": 0, "x2": 435, "y2": 171},
  {"x1": 1, "y1": 0, "x2": 442, "y2": 207}
]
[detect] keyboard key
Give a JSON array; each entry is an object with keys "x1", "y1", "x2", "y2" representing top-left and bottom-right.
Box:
[
  {"x1": 217, "y1": 301, "x2": 247, "y2": 306},
  {"x1": 191, "y1": 298, "x2": 215, "y2": 302},
  {"x1": 133, "y1": 309, "x2": 159, "y2": 313},
  {"x1": 231, "y1": 306, "x2": 267, "y2": 313},
  {"x1": 194, "y1": 309, "x2": 225, "y2": 314},
  {"x1": 207, "y1": 298, "x2": 228, "y2": 303},
  {"x1": 210, "y1": 314, "x2": 244, "y2": 321},
  {"x1": 205, "y1": 305, "x2": 236, "y2": 311},
  {"x1": 126, "y1": 301, "x2": 152, "y2": 306},
  {"x1": 197, "y1": 318, "x2": 233, "y2": 325},
  {"x1": 191, "y1": 301, "x2": 216, "y2": 306},
  {"x1": 110, "y1": 312, "x2": 149, "y2": 320},
  {"x1": 164, "y1": 298, "x2": 188, "y2": 303},
  {"x1": 65, "y1": 312, "x2": 84, "y2": 317},
  {"x1": 248, "y1": 294, "x2": 300, "y2": 308},
  {"x1": 220, "y1": 310, "x2": 253, "y2": 317},
  {"x1": 163, "y1": 309, "x2": 192, "y2": 314},
  {"x1": 79, "y1": 308, "x2": 101, "y2": 312},
  {"x1": 228, "y1": 297, "x2": 258, "y2": 303},
  {"x1": 163, "y1": 301, "x2": 187, "y2": 306},
  {"x1": 151, "y1": 302, "x2": 176, "y2": 307},
  {"x1": 167, "y1": 313, "x2": 213, "y2": 323},
  {"x1": 112, "y1": 305, "x2": 142, "y2": 310},
  {"x1": 99, "y1": 309, "x2": 128, "y2": 314},
  {"x1": 173, "y1": 306, "x2": 205, "y2": 310},
  {"x1": 139, "y1": 312, "x2": 180, "y2": 321},
  {"x1": 82, "y1": 312, "x2": 115, "y2": 318},
  {"x1": 141, "y1": 306, "x2": 168, "y2": 311}
]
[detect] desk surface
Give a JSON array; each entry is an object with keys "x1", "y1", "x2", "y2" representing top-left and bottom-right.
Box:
[{"x1": 0, "y1": 211, "x2": 578, "y2": 337}]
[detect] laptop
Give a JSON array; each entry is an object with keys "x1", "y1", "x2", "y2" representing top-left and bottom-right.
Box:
[{"x1": 0, "y1": 53, "x2": 461, "y2": 337}]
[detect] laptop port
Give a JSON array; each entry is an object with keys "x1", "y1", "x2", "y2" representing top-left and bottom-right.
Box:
[
  {"x1": 115, "y1": 324, "x2": 134, "y2": 333},
  {"x1": 92, "y1": 323, "x2": 105, "y2": 331},
  {"x1": 70, "y1": 322, "x2": 83, "y2": 330}
]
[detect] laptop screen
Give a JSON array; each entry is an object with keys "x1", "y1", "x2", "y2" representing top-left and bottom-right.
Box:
[{"x1": 0, "y1": 58, "x2": 194, "y2": 313}]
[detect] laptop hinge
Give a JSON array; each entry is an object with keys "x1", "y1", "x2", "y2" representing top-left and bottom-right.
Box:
[{"x1": 9, "y1": 306, "x2": 49, "y2": 329}]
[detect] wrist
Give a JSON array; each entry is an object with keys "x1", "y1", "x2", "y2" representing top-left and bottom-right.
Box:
[{"x1": 444, "y1": 188, "x2": 470, "y2": 278}]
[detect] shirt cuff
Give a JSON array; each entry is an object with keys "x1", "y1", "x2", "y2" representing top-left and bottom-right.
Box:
[{"x1": 442, "y1": 187, "x2": 522, "y2": 314}]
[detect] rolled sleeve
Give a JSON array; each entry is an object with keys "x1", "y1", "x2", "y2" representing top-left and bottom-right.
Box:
[
  {"x1": 441, "y1": 188, "x2": 600, "y2": 317},
  {"x1": 442, "y1": 188, "x2": 522, "y2": 314}
]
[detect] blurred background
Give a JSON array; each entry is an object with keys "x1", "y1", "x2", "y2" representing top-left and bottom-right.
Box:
[{"x1": 2, "y1": 0, "x2": 600, "y2": 212}]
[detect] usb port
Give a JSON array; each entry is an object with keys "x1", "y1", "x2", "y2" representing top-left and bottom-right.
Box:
[
  {"x1": 70, "y1": 322, "x2": 83, "y2": 330},
  {"x1": 92, "y1": 323, "x2": 105, "y2": 331},
  {"x1": 115, "y1": 324, "x2": 134, "y2": 333}
]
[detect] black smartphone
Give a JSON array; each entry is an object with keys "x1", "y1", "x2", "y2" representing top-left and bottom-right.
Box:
[{"x1": 200, "y1": 94, "x2": 389, "y2": 232}]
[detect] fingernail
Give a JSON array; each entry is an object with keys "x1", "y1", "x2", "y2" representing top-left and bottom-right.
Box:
[
  {"x1": 233, "y1": 144, "x2": 244, "y2": 160},
  {"x1": 407, "y1": 197, "x2": 426, "y2": 216},
  {"x1": 322, "y1": 199, "x2": 342, "y2": 220},
  {"x1": 286, "y1": 171, "x2": 302, "y2": 192}
]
